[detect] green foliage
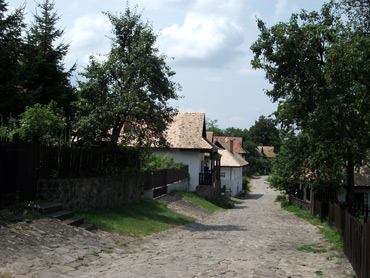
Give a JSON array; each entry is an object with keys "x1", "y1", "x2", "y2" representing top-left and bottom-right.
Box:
[
  {"x1": 172, "y1": 191, "x2": 220, "y2": 213},
  {"x1": 141, "y1": 153, "x2": 183, "y2": 170},
  {"x1": 77, "y1": 199, "x2": 195, "y2": 238},
  {"x1": 75, "y1": 5, "x2": 180, "y2": 147},
  {"x1": 249, "y1": 116, "x2": 281, "y2": 151},
  {"x1": 205, "y1": 118, "x2": 226, "y2": 136},
  {"x1": 16, "y1": 102, "x2": 66, "y2": 144},
  {"x1": 215, "y1": 197, "x2": 235, "y2": 209},
  {"x1": 0, "y1": 1, "x2": 27, "y2": 122},
  {"x1": 21, "y1": 0, "x2": 76, "y2": 119},
  {"x1": 242, "y1": 176, "x2": 251, "y2": 192},
  {"x1": 251, "y1": 1, "x2": 370, "y2": 203}
]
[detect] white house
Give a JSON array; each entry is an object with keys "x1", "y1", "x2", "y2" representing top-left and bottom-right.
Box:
[
  {"x1": 153, "y1": 112, "x2": 218, "y2": 192},
  {"x1": 215, "y1": 141, "x2": 249, "y2": 197}
]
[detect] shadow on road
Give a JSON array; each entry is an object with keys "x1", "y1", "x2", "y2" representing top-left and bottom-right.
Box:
[
  {"x1": 184, "y1": 222, "x2": 247, "y2": 232},
  {"x1": 245, "y1": 194, "x2": 264, "y2": 200},
  {"x1": 232, "y1": 206, "x2": 248, "y2": 210}
]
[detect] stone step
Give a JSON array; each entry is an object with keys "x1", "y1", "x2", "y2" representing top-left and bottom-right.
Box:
[
  {"x1": 38, "y1": 202, "x2": 64, "y2": 215},
  {"x1": 63, "y1": 216, "x2": 84, "y2": 227},
  {"x1": 79, "y1": 223, "x2": 95, "y2": 231},
  {"x1": 47, "y1": 210, "x2": 74, "y2": 220}
]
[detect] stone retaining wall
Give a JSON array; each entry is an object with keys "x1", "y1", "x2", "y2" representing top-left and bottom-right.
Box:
[{"x1": 37, "y1": 173, "x2": 142, "y2": 212}]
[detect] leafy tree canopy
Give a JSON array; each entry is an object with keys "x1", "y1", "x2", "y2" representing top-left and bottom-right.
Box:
[
  {"x1": 251, "y1": 0, "x2": 370, "y2": 202},
  {"x1": 249, "y1": 116, "x2": 281, "y2": 151},
  {"x1": 74, "y1": 5, "x2": 181, "y2": 147}
]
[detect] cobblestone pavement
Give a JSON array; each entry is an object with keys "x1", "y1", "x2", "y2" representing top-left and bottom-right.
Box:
[{"x1": 1, "y1": 176, "x2": 355, "y2": 277}]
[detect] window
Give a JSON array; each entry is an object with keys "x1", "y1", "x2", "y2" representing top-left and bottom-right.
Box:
[{"x1": 220, "y1": 172, "x2": 225, "y2": 178}]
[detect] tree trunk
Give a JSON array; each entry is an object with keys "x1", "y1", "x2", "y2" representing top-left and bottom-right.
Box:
[
  {"x1": 345, "y1": 158, "x2": 355, "y2": 206},
  {"x1": 109, "y1": 117, "x2": 124, "y2": 148}
]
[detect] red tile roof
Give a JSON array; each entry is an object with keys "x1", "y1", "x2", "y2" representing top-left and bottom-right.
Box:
[{"x1": 213, "y1": 136, "x2": 247, "y2": 154}]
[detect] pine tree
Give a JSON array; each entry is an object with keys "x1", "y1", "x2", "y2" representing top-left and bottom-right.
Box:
[
  {"x1": 0, "y1": 0, "x2": 26, "y2": 122},
  {"x1": 21, "y1": 0, "x2": 75, "y2": 119}
]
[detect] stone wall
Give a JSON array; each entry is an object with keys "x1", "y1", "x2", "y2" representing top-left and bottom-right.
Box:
[
  {"x1": 37, "y1": 173, "x2": 142, "y2": 212},
  {"x1": 195, "y1": 184, "x2": 221, "y2": 202}
]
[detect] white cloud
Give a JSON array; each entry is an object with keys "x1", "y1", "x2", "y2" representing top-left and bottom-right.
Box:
[
  {"x1": 157, "y1": 0, "x2": 246, "y2": 67},
  {"x1": 65, "y1": 13, "x2": 111, "y2": 67}
]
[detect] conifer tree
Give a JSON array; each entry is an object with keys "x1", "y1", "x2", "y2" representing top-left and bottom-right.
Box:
[
  {"x1": 0, "y1": 0, "x2": 26, "y2": 122},
  {"x1": 21, "y1": 0, "x2": 75, "y2": 119}
]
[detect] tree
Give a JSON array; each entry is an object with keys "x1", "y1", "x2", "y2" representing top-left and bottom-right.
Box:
[
  {"x1": 251, "y1": 1, "x2": 370, "y2": 203},
  {"x1": 0, "y1": 1, "x2": 26, "y2": 122},
  {"x1": 21, "y1": 0, "x2": 75, "y2": 119},
  {"x1": 205, "y1": 118, "x2": 225, "y2": 136},
  {"x1": 74, "y1": 5, "x2": 181, "y2": 147},
  {"x1": 17, "y1": 101, "x2": 66, "y2": 144},
  {"x1": 249, "y1": 116, "x2": 281, "y2": 151}
]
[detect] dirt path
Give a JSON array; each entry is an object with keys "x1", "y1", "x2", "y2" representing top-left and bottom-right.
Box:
[{"x1": 0, "y1": 176, "x2": 354, "y2": 277}]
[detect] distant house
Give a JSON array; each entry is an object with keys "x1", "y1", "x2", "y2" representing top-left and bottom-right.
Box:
[
  {"x1": 212, "y1": 135, "x2": 250, "y2": 176},
  {"x1": 207, "y1": 133, "x2": 248, "y2": 196},
  {"x1": 337, "y1": 166, "x2": 370, "y2": 208},
  {"x1": 257, "y1": 145, "x2": 275, "y2": 174},
  {"x1": 153, "y1": 112, "x2": 219, "y2": 192}
]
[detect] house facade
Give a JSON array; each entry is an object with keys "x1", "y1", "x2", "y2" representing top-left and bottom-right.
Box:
[
  {"x1": 257, "y1": 145, "x2": 276, "y2": 174},
  {"x1": 206, "y1": 133, "x2": 249, "y2": 197},
  {"x1": 212, "y1": 135, "x2": 250, "y2": 176},
  {"x1": 153, "y1": 112, "x2": 219, "y2": 192}
]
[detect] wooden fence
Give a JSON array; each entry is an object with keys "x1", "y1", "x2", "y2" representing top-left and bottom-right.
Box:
[
  {"x1": 0, "y1": 141, "x2": 140, "y2": 208},
  {"x1": 143, "y1": 166, "x2": 188, "y2": 198},
  {"x1": 290, "y1": 196, "x2": 310, "y2": 211},
  {"x1": 328, "y1": 203, "x2": 370, "y2": 278}
]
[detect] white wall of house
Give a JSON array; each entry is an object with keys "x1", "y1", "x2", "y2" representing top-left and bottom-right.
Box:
[
  {"x1": 154, "y1": 149, "x2": 205, "y2": 192},
  {"x1": 220, "y1": 166, "x2": 243, "y2": 196}
]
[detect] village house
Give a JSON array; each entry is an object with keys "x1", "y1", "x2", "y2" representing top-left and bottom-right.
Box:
[{"x1": 153, "y1": 112, "x2": 219, "y2": 193}]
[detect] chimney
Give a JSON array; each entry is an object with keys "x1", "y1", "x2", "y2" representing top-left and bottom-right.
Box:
[{"x1": 230, "y1": 140, "x2": 234, "y2": 153}]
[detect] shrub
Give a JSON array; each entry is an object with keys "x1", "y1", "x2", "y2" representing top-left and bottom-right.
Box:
[
  {"x1": 215, "y1": 197, "x2": 235, "y2": 209},
  {"x1": 242, "y1": 176, "x2": 251, "y2": 192}
]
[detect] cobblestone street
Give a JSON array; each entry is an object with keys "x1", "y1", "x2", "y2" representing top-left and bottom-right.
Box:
[{"x1": 1, "y1": 176, "x2": 354, "y2": 277}]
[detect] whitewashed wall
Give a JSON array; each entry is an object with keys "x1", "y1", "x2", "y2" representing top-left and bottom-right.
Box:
[
  {"x1": 154, "y1": 149, "x2": 204, "y2": 192},
  {"x1": 220, "y1": 166, "x2": 243, "y2": 196}
]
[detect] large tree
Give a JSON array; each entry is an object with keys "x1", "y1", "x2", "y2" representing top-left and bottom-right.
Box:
[
  {"x1": 74, "y1": 5, "x2": 181, "y2": 147},
  {"x1": 0, "y1": 1, "x2": 26, "y2": 122},
  {"x1": 251, "y1": 1, "x2": 370, "y2": 203},
  {"x1": 21, "y1": 0, "x2": 75, "y2": 118},
  {"x1": 249, "y1": 115, "x2": 281, "y2": 151}
]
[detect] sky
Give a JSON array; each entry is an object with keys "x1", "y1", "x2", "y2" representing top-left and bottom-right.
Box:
[{"x1": 10, "y1": 0, "x2": 327, "y2": 129}]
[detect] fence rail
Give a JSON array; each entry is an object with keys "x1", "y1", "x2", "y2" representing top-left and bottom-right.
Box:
[{"x1": 142, "y1": 166, "x2": 188, "y2": 191}]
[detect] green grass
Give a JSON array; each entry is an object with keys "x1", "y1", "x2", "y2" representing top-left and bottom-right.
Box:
[
  {"x1": 315, "y1": 270, "x2": 324, "y2": 276},
  {"x1": 283, "y1": 205, "x2": 343, "y2": 252},
  {"x1": 297, "y1": 244, "x2": 327, "y2": 253},
  {"x1": 77, "y1": 199, "x2": 195, "y2": 238},
  {"x1": 172, "y1": 191, "x2": 221, "y2": 213}
]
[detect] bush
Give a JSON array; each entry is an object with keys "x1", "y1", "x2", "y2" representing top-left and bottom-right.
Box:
[
  {"x1": 242, "y1": 176, "x2": 251, "y2": 192},
  {"x1": 281, "y1": 200, "x2": 290, "y2": 208},
  {"x1": 275, "y1": 194, "x2": 287, "y2": 202},
  {"x1": 215, "y1": 197, "x2": 235, "y2": 209}
]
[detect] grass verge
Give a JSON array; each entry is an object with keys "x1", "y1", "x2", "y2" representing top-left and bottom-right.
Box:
[
  {"x1": 172, "y1": 191, "x2": 221, "y2": 213},
  {"x1": 77, "y1": 199, "x2": 195, "y2": 238},
  {"x1": 283, "y1": 205, "x2": 343, "y2": 252}
]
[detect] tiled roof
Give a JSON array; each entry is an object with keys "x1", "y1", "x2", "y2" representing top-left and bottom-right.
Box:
[
  {"x1": 218, "y1": 142, "x2": 249, "y2": 167},
  {"x1": 164, "y1": 112, "x2": 214, "y2": 150},
  {"x1": 257, "y1": 146, "x2": 275, "y2": 158},
  {"x1": 213, "y1": 136, "x2": 248, "y2": 154}
]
